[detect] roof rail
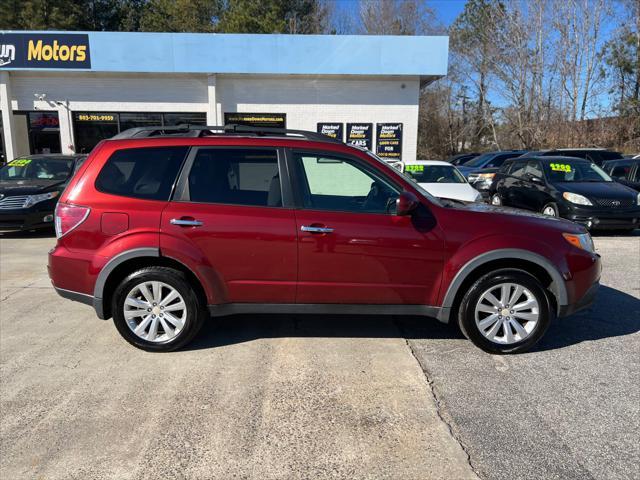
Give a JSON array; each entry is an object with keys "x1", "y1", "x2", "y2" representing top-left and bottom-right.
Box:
[{"x1": 110, "y1": 123, "x2": 344, "y2": 144}]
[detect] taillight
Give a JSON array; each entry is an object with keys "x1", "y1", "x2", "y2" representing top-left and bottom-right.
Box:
[{"x1": 55, "y1": 202, "x2": 90, "y2": 239}]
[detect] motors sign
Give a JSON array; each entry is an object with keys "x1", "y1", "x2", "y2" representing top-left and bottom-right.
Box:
[{"x1": 0, "y1": 33, "x2": 91, "y2": 69}]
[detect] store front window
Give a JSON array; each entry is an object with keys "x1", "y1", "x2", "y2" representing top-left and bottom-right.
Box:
[
  {"x1": 19, "y1": 112, "x2": 62, "y2": 155},
  {"x1": 0, "y1": 116, "x2": 5, "y2": 163},
  {"x1": 73, "y1": 112, "x2": 206, "y2": 153}
]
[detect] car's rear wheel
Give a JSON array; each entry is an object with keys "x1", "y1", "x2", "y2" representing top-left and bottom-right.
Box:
[
  {"x1": 458, "y1": 270, "x2": 552, "y2": 354},
  {"x1": 541, "y1": 202, "x2": 559, "y2": 217},
  {"x1": 490, "y1": 193, "x2": 502, "y2": 206},
  {"x1": 112, "y1": 267, "x2": 206, "y2": 352}
]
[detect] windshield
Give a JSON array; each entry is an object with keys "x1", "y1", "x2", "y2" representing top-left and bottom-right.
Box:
[
  {"x1": 543, "y1": 160, "x2": 612, "y2": 183},
  {"x1": 404, "y1": 164, "x2": 466, "y2": 184},
  {"x1": 0, "y1": 157, "x2": 74, "y2": 181},
  {"x1": 462, "y1": 153, "x2": 493, "y2": 168},
  {"x1": 364, "y1": 151, "x2": 442, "y2": 206}
]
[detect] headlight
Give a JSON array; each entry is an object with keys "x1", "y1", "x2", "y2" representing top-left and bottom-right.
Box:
[
  {"x1": 562, "y1": 192, "x2": 592, "y2": 206},
  {"x1": 24, "y1": 191, "x2": 59, "y2": 208},
  {"x1": 562, "y1": 232, "x2": 595, "y2": 253}
]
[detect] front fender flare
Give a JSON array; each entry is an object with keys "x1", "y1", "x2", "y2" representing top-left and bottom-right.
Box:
[{"x1": 437, "y1": 248, "x2": 568, "y2": 323}]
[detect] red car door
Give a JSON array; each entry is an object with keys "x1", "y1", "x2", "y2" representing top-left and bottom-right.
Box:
[
  {"x1": 290, "y1": 150, "x2": 444, "y2": 305},
  {"x1": 160, "y1": 147, "x2": 297, "y2": 304}
]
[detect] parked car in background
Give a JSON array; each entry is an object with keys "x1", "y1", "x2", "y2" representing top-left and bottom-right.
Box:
[
  {"x1": 402, "y1": 160, "x2": 482, "y2": 202},
  {"x1": 447, "y1": 152, "x2": 479, "y2": 166},
  {"x1": 458, "y1": 151, "x2": 527, "y2": 196},
  {"x1": 49, "y1": 125, "x2": 601, "y2": 355},
  {"x1": 524, "y1": 148, "x2": 624, "y2": 165},
  {"x1": 489, "y1": 156, "x2": 640, "y2": 232},
  {"x1": 0, "y1": 154, "x2": 87, "y2": 232},
  {"x1": 602, "y1": 158, "x2": 640, "y2": 192}
]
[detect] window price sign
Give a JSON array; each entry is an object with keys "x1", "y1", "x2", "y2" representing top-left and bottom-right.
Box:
[
  {"x1": 376, "y1": 123, "x2": 403, "y2": 159},
  {"x1": 346, "y1": 123, "x2": 373, "y2": 150}
]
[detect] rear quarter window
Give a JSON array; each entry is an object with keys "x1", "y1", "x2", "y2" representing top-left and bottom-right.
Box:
[{"x1": 95, "y1": 147, "x2": 188, "y2": 200}]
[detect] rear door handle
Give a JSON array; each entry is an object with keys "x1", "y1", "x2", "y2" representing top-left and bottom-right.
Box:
[
  {"x1": 301, "y1": 225, "x2": 334, "y2": 234},
  {"x1": 170, "y1": 218, "x2": 203, "y2": 227}
]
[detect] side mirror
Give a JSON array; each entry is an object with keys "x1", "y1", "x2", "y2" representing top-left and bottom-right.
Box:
[{"x1": 396, "y1": 191, "x2": 419, "y2": 216}]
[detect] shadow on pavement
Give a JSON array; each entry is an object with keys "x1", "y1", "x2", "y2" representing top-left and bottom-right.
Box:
[
  {"x1": 0, "y1": 228, "x2": 55, "y2": 239},
  {"x1": 185, "y1": 285, "x2": 639, "y2": 352}
]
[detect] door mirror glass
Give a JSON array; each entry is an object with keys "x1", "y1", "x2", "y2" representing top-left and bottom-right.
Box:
[
  {"x1": 396, "y1": 191, "x2": 419, "y2": 216},
  {"x1": 529, "y1": 175, "x2": 544, "y2": 184}
]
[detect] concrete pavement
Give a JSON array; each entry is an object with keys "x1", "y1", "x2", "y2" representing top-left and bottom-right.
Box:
[{"x1": 0, "y1": 233, "x2": 477, "y2": 480}]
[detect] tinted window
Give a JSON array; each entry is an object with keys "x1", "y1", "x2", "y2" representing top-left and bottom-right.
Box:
[
  {"x1": 486, "y1": 153, "x2": 519, "y2": 168},
  {"x1": 599, "y1": 151, "x2": 624, "y2": 161},
  {"x1": 525, "y1": 161, "x2": 543, "y2": 178},
  {"x1": 609, "y1": 163, "x2": 632, "y2": 179},
  {"x1": 463, "y1": 153, "x2": 494, "y2": 168},
  {"x1": 510, "y1": 161, "x2": 528, "y2": 177},
  {"x1": 543, "y1": 160, "x2": 612, "y2": 183},
  {"x1": 96, "y1": 147, "x2": 188, "y2": 200},
  {"x1": 499, "y1": 160, "x2": 513, "y2": 173},
  {"x1": 294, "y1": 152, "x2": 400, "y2": 214},
  {"x1": 187, "y1": 149, "x2": 281, "y2": 207}
]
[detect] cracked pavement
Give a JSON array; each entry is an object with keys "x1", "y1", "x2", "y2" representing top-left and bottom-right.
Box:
[
  {"x1": 1, "y1": 230, "x2": 638, "y2": 479},
  {"x1": 1, "y1": 232, "x2": 476, "y2": 480}
]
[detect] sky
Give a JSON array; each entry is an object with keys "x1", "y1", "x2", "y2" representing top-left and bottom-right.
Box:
[{"x1": 333, "y1": 0, "x2": 468, "y2": 30}]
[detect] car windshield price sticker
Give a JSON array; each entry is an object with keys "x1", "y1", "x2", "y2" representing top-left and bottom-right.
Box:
[
  {"x1": 405, "y1": 164, "x2": 424, "y2": 172},
  {"x1": 346, "y1": 123, "x2": 373, "y2": 150},
  {"x1": 550, "y1": 163, "x2": 572, "y2": 172},
  {"x1": 317, "y1": 123, "x2": 344, "y2": 141},
  {"x1": 376, "y1": 123, "x2": 403, "y2": 159},
  {"x1": 8, "y1": 159, "x2": 31, "y2": 167}
]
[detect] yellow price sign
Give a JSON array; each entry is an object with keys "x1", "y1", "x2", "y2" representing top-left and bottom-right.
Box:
[
  {"x1": 8, "y1": 159, "x2": 31, "y2": 167},
  {"x1": 550, "y1": 163, "x2": 571, "y2": 172},
  {"x1": 405, "y1": 164, "x2": 424, "y2": 172}
]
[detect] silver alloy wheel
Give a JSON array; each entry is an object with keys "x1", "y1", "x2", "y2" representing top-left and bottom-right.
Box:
[
  {"x1": 123, "y1": 281, "x2": 187, "y2": 343},
  {"x1": 474, "y1": 282, "x2": 540, "y2": 345},
  {"x1": 491, "y1": 195, "x2": 502, "y2": 206},
  {"x1": 542, "y1": 206, "x2": 556, "y2": 216}
]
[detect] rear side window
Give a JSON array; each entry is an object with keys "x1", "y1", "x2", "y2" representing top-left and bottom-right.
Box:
[
  {"x1": 187, "y1": 148, "x2": 281, "y2": 207},
  {"x1": 96, "y1": 147, "x2": 188, "y2": 200}
]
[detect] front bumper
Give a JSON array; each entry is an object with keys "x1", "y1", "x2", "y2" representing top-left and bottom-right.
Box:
[
  {"x1": 558, "y1": 281, "x2": 599, "y2": 317},
  {"x1": 564, "y1": 208, "x2": 640, "y2": 230},
  {"x1": 0, "y1": 209, "x2": 55, "y2": 231}
]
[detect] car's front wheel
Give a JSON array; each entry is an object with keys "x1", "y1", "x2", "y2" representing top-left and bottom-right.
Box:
[
  {"x1": 458, "y1": 269, "x2": 552, "y2": 354},
  {"x1": 112, "y1": 267, "x2": 206, "y2": 352}
]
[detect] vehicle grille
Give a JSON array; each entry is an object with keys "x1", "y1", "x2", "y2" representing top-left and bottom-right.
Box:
[
  {"x1": 0, "y1": 195, "x2": 29, "y2": 209},
  {"x1": 594, "y1": 198, "x2": 635, "y2": 208}
]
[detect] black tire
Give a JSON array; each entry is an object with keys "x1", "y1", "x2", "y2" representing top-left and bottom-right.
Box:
[
  {"x1": 112, "y1": 266, "x2": 206, "y2": 352},
  {"x1": 457, "y1": 269, "x2": 553, "y2": 354},
  {"x1": 490, "y1": 193, "x2": 502, "y2": 206},
  {"x1": 541, "y1": 202, "x2": 559, "y2": 217}
]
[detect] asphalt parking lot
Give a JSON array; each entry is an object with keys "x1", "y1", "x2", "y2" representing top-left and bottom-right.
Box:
[{"x1": 1, "y1": 230, "x2": 638, "y2": 479}]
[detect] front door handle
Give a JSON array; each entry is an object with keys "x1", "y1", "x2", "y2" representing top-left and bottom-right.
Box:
[
  {"x1": 301, "y1": 225, "x2": 334, "y2": 234},
  {"x1": 170, "y1": 218, "x2": 203, "y2": 227}
]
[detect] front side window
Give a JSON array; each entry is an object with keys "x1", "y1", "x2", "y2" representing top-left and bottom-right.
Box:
[
  {"x1": 95, "y1": 147, "x2": 188, "y2": 200},
  {"x1": 510, "y1": 161, "x2": 528, "y2": 178},
  {"x1": 294, "y1": 152, "x2": 400, "y2": 214},
  {"x1": 404, "y1": 164, "x2": 466, "y2": 184},
  {"x1": 609, "y1": 163, "x2": 631, "y2": 179},
  {"x1": 525, "y1": 161, "x2": 543, "y2": 178},
  {"x1": 187, "y1": 148, "x2": 281, "y2": 207}
]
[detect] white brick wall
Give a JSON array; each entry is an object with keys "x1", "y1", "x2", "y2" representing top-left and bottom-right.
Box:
[
  {"x1": 217, "y1": 75, "x2": 420, "y2": 162},
  {"x1": 4, "y1": 72, "x2": 420, "y2": 161}
]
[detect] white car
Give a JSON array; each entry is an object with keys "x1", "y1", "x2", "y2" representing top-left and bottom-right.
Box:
[{"x1": 403, "y1": 160, "x2": 482, "y2": 202}]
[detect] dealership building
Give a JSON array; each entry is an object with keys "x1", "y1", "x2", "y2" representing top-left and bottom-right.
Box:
[{"x1": 0, "y1": 31, "x2": 448, "y2": 163}]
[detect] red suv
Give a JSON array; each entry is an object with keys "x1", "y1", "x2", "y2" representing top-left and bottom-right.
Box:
[{"x1": 48, "y1": 125, "x2": 601, "y2": 354}]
